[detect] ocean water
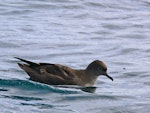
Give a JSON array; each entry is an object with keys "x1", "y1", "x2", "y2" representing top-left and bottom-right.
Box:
[{"x1": 0, "y1": 0, "x2": 150, "y2": 112}]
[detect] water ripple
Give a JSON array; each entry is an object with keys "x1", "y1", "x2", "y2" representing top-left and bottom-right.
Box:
[
  {"x1": 2, "y1": 95, "x2": 42, "y2": 101},
  {"x1": 0, "y1": 0, "x2": 150, "y2": 112},
  {"x1": 0, "y1": 79, "x2": 79, "y2": 94}
]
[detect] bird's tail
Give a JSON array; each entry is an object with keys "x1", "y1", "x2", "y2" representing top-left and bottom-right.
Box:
[{"x1": 14, "y1": 57, "x2": 38, "y2": 66}]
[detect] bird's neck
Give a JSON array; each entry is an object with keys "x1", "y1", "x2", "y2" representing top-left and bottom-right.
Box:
[{"x1": 75, "y1": 70, "x2": 98, "y2": 86}]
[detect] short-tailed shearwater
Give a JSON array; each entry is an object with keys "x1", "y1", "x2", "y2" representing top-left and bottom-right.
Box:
[{"x1": 15, "y1": 57, "x2": 113, "y2": 86}]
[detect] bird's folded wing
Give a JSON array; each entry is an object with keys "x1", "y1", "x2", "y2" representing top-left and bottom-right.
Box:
[{"x1": 39, "y1": 63, "x2": 75, "y2": 79}]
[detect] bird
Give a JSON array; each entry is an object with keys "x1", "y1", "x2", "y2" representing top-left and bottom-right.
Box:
[{"x1": 15, "y1": 57, "x2": 113, "y2": 87}]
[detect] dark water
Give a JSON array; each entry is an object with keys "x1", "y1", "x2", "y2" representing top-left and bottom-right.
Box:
[{"x1": 0, "y1": 0, "x2": 150, "y2": 112}]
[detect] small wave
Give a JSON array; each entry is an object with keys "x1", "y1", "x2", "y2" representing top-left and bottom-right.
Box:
[
  {"x1": 20, "y1": 103, "x2": 54, "y2": 109},
  {"x1": 0, "y1": 41, "x2": 20, "y2": 48},
  {"x1": 2, "y1": 95, "x2": 42, "y2": 101},
  {"x1": 0, "y1": 79, "x2": 79, "y2": 94},
  {"x1": 0, "y1": 88, "x2": 8, "y2": 92}
]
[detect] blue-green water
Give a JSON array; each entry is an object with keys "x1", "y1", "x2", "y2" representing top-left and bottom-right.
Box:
[{"x1": 0, "y1": 0, "x2": 150, "y2": 112}]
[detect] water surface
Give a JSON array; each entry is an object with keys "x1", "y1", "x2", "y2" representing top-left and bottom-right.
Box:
[{"x1": 0, "y1": 0, "x2": 150, "y2": 113}]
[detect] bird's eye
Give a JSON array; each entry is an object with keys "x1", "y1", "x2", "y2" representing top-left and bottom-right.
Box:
[
  {"x1": 97, "y1": 67, "x2": 103, "y2": 71},
  {"x1": 99, "y1": 67, "x2": 107, "y2": 72}
]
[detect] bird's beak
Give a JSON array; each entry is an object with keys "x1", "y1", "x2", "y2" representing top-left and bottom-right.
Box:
[{"x1": 104, "y1": 73, "x2": 113, "y2": 81}]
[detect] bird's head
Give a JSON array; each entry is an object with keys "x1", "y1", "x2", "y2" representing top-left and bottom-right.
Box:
[{"x1": 86, "y1": 60, "x2": 113, "y2": 81}]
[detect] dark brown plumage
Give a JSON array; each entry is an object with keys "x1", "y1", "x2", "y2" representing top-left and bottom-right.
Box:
[{"x1": 15, "y1": 57, "x2": 113, "y2": 86}]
